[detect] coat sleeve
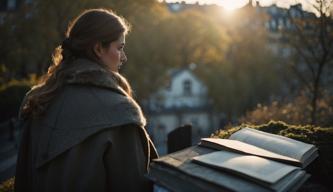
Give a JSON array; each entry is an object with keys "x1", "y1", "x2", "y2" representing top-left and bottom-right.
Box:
[{"x1": 103, "y1": 124, "x2": 154, "y2": 192}]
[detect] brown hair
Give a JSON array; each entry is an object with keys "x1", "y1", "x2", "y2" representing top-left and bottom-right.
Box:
[{"x1": 21, "y1": 8, "x2": 131, "y2": 118}]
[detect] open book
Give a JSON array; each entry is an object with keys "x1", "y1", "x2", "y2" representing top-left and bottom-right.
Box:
[
  {"x1": 148, "y1": 142, "x2": 312, "y2": 192},
  {"x1": 192, "y1": 150, "x2": 309, "y2": 192},
  {"x1": 199, "y1": 128, "x2": 318, "y2": 168}
]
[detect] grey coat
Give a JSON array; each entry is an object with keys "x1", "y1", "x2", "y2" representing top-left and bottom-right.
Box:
[{"x1": 14, "y1": 58, "x2": 158, "y2": 192}]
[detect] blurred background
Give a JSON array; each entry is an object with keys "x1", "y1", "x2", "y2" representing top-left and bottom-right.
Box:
[{"x1": 0, "y1": 0, "x2": 332, "y2": 186}]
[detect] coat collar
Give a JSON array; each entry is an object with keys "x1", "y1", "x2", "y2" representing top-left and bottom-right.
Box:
[
  {"x1": 64, "y1": 58, "x2": 128, "y2": 96},
  {"x1": 31, "y1": 58, "x2": 157, "y2": 168}
]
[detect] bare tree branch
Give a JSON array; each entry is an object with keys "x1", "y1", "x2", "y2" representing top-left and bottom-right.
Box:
[{"x1": 286, "y1": 0, "x2": 333, "y2": 124}]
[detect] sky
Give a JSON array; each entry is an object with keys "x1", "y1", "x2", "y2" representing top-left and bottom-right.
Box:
[{"x1": 160, "y1": 0, "x2": 318, "y2": 13}]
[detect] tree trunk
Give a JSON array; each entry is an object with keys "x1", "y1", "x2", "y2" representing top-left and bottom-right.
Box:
[
  {"x1": 310, "y1": 58, "x2": 326, "y2": 125},
  {"x1": 310, "y1": 84, "x2": 318, "y2": 125}
]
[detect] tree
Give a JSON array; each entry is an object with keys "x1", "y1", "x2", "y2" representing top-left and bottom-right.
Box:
[
  {"x1": 0, "y1": 0, "x2": 171, "y2": 101},
  {"x1": 197, "y1": 4, "x2": 281, "y2": 122},
  {"x1": 286, "y1": 0, "x2": 333, "y2": 125},
  {"x1": 0, "y1": 0, "x2": 122, "y2": 78},
  {"x1": 123, "y1": 7, "x2": 229, "y2": 100}
]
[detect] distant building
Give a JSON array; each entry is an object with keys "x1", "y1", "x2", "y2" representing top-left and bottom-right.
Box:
[
  {"x1": 164, "y1": 1, "x2": 316, "y2": 58},
  {"x1": 255, "y1": 3, "x2": 316, "y2": 58},
  {"x1": 0, "y1": 0, "x2": 18, "y2": 12},
  {"x1": 0, "y1": 0, "x2": 33, "y2": 24},
  {"x1": 144, "y1": 64, "x2": 221, "y2": 154}
]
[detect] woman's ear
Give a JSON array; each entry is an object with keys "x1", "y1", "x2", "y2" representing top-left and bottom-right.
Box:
[{"x1": 93, "y1": 42, "x2": 104, "y2": 58}]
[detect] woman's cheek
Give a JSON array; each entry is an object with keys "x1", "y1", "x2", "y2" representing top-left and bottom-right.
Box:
[{"x1": 110, "y1": 50, "x2": 120, "y2": 61}]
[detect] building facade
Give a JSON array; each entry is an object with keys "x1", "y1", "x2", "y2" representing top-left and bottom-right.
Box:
[{"x1": 144, "y1": 65, "x2": 220, "y2": 154}]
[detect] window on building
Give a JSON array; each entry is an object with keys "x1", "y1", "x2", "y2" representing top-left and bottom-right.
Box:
[
  {"x1": 183, "y1": 79, "x2": 192, "y2": 96},
  {"x1": 271, "y1": 20, "x2": 277, "y2": 31},
  {"x1": 0, "y1": 15, "x2": 4, "y2": 25},
  {"x1": 166, "y1": 80, "x2": 172, "y2": 91},
  {"x1": 7, "y1": 0, "x2": 16, "y2": 10}
]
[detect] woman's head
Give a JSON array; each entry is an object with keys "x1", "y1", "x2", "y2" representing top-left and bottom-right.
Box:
[
  {"x1": 62, "y1": 8, "x2": 130, "y2": 72},
  {"x1": 22, "y1": 9, "x2": 132, "y2": 118}
]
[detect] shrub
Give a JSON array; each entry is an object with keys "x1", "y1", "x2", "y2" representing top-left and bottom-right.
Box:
[
  {"x1": 239, "y1": 92, "x2": 333, "y2": 127},
  {"x1": 0, "y1": 178, "x2": 14, "y2": 192}
]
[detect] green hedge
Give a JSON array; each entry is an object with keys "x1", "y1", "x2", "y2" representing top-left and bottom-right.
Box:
[{"x1": 213, "y1": 120, "x2": 333, "y2": 190}]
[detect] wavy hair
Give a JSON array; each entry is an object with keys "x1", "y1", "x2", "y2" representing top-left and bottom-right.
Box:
[{"x1": 21, "y1": 8, "x2": 131, "y2": 118}]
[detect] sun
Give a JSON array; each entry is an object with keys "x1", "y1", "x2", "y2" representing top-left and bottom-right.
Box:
[
  {"x1": 217, "y1": 0, "x2": 249, "y2": 12},
  {"x1": 220, "y1": 1, "x2": 239, "y2": 11}
]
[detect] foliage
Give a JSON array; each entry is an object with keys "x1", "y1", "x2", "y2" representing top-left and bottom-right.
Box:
[
  {"x1": 125, "y1": 7, "x2": 230, "y2": 100},
  {"x1": 0, "y1": 177, "x2": 14, "y2": 192},
  {"x1": 0, "y1": 74, "x2": 37, "y2": 91},
  {"x1": 212, "y1": 120, "x2": 333, "y2": 189},
  {"x1": 239, "y1": 91, "x2": 333, "y2": 127},
  {"x1": 283, "y1": 0, "x2": 333, "y2": 124},
  {"x1": 196, "y1": 5, "x2": 281, "y2": 120},
  {"x1": 0, "y1": 1, "x2": 282, "y2": 106},
  {"x1": 1, "y1": 0, "x2": 330, "y2": 125},
  {"x1": 0, "y1": 0, "x2": 168, "y2": 118}
]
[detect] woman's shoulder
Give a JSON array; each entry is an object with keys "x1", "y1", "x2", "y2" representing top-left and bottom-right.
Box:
[
  {"x1": 33, "y1": 85, "x2": 146, "y2": 168},
  {"x1": 63, "y1": 84, "x2": 128, "y2": 105},
  {"x1": 59, "y1": 58, "x2": 141, "y2": 118},
  {"x1": 55, "y1": 84, "x2": 146, "y2": 128}
]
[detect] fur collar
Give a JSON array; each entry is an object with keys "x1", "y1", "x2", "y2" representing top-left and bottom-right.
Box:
[
  {"x1": 63, "y1": 58, "x2": 146, "y2": 127},
  {"x1": 64, "y1": 58, "x2": 128, "y2": 96}
]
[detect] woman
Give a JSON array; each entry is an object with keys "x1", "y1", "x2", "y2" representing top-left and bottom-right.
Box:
[{"x1": 14, "y1": 8, "x2": 158, "y2": 192}]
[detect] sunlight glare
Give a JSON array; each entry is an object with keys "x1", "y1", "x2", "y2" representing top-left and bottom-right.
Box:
[{"x1": 221, "y1": 1, "x2": 239, "y2": 11}]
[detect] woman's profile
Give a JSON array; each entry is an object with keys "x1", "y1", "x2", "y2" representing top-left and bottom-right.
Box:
[{"x1": 14, "y1": 8, "x2": 158, "y2": 192}]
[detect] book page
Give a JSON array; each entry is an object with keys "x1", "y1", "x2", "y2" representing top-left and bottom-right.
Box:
[
  {"x1": 229, "y1": 128, "x2": 314, "y2": 160},
  {"x1": 201, "y1": 138, "x2": 300, "y2": 164},
  {"x1": 271, "y1": 170, "x2": 306, "y2": 192},
  {"x1": 192, "y1": 151, "x2": 299, "y2": 184},
  {"x1": 153, "y1": 146, "x2": 272, "y2": 192}
]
